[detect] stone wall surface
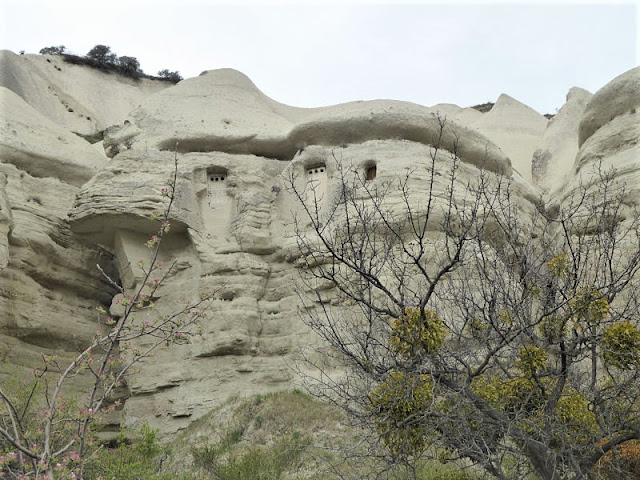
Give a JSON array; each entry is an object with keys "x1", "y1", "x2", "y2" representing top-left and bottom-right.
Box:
[{"x1": 0, "y1": 51, "x2": 637, "y2": 436}]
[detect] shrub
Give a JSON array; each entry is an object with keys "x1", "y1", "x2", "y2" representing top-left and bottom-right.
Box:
[
  {"x1": 118, "y1": 55, "x2": 142, "y2": 75},
  {"x1": 191, "y1": 431, "x2": 309, "y2": 480},
  {"x1": 158, "y1": 69, "x2": 183, "y2": 83},
  {"x1": 39, "y1": 45, "x2": 66, "y2": 55},
  {"x1": 86, "y1": 44, "x2": 117, "y2": 65}
]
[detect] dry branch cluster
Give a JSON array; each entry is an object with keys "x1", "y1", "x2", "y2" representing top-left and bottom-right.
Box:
[{"x1": 289, "y1": 116, "x2": 640, "y2": 479}]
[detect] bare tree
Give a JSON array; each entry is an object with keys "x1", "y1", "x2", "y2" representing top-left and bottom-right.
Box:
[
  {"x1": 287, "y1": 116, "x2": 640, "y2": 479},
  {"x1": 0, "y1": 151, "x2": 216, "y2": 479}
]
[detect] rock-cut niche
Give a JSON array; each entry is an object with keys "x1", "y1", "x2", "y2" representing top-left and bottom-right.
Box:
[
  {"x1": 201, "y1": 167, "x2": 233, "y2": 233},
  {"x1": 305, "y1": 163, "x2": 327, "y2": 204}
]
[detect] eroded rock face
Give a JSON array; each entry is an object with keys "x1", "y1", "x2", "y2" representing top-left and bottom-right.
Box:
[
  {"x1": 66, "y1": 69, "x2": 525, "y2": 434},
  {"x1": 557, "y1": 67, "x2": 640, "y2": 217},
  {"x1": 1, "y1": 51, "x2": 637, "y2": 437},
  {"x1": 532, "y1": 87, "x2": 592, "y2": 192},
  {"x1": 0, "y1": 86, "x2": 118, "y2": 403},
  {"x1": 0, "y1": 50, "x2": 170, "y2": 136}
]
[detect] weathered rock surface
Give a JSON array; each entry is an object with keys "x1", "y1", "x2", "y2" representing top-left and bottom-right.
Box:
[
  {"x1": 0, "y1": 87, "x2": 107, "y2": 185},
  {"x1": 1, "y1": 50, "x2": 637, "y2": 437},
  {"x1": 0, "y1": 82, "x2": 118, "y2": 399},
  {"x1": 0, "y1": 50, "x2": 169, "y2": 136},
  {"x1": 578, "y1": 66, "x2": 640, "y2": 147},
  {"x1": 532, "y1": 87, "x2": 592, "y2": 192}
]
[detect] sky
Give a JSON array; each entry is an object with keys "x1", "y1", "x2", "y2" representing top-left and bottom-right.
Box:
[{"x1": 0, "y1": 0, "x2": 638, "y2": 115}]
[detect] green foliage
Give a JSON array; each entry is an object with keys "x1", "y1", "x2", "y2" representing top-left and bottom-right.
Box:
[
  {"x1": 390, "y1": 308, "x2": 447, "y2": 358},
  {"x1": 515, "y1": 345, "x2": 548, "y2": 377},
  {"x1": 39, "y1": 45, "x2": 66, "y2": 55},
  {"x1": 569, "y1": 287, "x2": 610, "y2": 329},
  {"x1": 37, "y1": 44, "x2": 182, "y2": 82},
  {"x1": 416, "y1": 460, "x2": 481, "y2": 480},
  {"x1": 86, "y1": 44, "x2": 117, "y2": 64},
  {"x1": 555, "y1": 393, "x2": 598, "y2": 441},
  {"x1": 370, "y1": 371, "x2": 433, "y2": 457},
  {"x1": 158, "y1": 69, "x2": 183, "y2": 83},
  {"x1": 547, "y1": 252, "x2": 569, "y2": 278},
  {"x1": 191, "y1": 431, "x2": 310, "y2": 480},
  {"x1": 538, "y1": 315, "x2": 566, "y2": 343},
  {"x1": 118, "y1": 55, "x2": 141, "y2": 74},
  {"x1": 84, "y1": 424, "x2": 178, "y2": 480},
  {"x1": 471, "y1": 374, "x2": 598, "y2": 447},
  {"x1": 602, "y1": 321, "x2": 640, "y2": 369}
]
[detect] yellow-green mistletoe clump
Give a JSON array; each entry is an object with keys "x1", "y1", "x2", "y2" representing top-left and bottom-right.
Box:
[
  {"x1": 602, "y1": 321, "x2": 640, "y2": 369},
  {"x1": 369, "y1": 370, "x2": 433, "y2": 456},
  {"x1": 472, "y1": 375, "x2": 597, "y2": 444},
  {"x1": 548, "y1": 252, "x2": 570, "y2": 278},
  {"x1": 389, "y1": 308, "x2": 447, "y2": 357},
  {"x1": 570, "y1": 288, "x2": 610, "y2": 330},
  {"x1": 515, "y1": 345, "x2": 548, "y2": 377},
  {"x1": 556, "y1": 393, "x2": 598, "y2": 439}
]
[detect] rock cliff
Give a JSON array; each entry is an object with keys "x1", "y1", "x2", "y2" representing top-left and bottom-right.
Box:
[{"x1": 1, "y1": 50, "x2": 637, "y2": 436}]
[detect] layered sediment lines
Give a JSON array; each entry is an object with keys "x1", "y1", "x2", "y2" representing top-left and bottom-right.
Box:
[{"x1": 1, "y1": 51, "x2": 637, "y2": 435}]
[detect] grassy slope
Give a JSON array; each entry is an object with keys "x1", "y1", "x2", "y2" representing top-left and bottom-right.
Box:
[{"x1": 158, "y1": 390, "x2": 483, "y2": 480}]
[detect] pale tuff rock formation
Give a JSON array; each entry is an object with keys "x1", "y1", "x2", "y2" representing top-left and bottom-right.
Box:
[
  {"x1": 0, "y1": 91, "x2": 118, "y2": 404},
  {"x1": 532, "y1": 87, "x2": 592, "y2": 192},
  {"x1": 467, "y1": 93, "x2": 549, "y2": 183},
  {"x1": 0, "y1": 87, "x2": 107, "y2": 186},
  {"x1": 578, "y1": 66, "x2": 640, "y2": 148},
  {"x1": 558, "y1": 67, "x2": 640, "y2": 212},
  {"x1": 0, "y1": 50, "x2": 637, "y2": 435},
  {"x1": 431, "y1": 95, "x2": 549, "y2": 183},
  {"x1": 0, "y1": 50, "x2": 169, "y2": 136}
]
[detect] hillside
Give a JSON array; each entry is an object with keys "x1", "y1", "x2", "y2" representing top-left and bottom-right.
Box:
[{"x1": 0, "y1": 49, "x2": 639, "y2": 478}]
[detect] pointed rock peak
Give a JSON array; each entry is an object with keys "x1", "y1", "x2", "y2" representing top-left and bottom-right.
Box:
[{"x1": 492, "y1": 93, "x2": 545, "y2": 118}]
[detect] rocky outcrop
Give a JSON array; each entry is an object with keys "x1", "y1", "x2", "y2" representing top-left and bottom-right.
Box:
[
  {"x1": 0, "y1": 87, "x2": 118, "y2": 400},
  {"x1": 558, "y1": 67, "x2": 640, "y2": 213},
  {"x1": 1, "y1": 50, "x2": 637, "y2": 437},
  {"x1": 0, "y1": 50, "x2": 169, "y2": 136},
  {"x1": 532, "y1": 87, "x2": 592, "y2": 192},
  {"x1": 578, "y1": 66, "x2": 640, "y2": 147}
]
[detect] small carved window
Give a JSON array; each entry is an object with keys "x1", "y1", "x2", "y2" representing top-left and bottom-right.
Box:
[
  {"x1": 307, "y1": 166, "x2": 326, "y2": 175},
  {"x1": 207, "y1": 170, "x2": 228, "y2": 207},
  {"x1": 366, "y1": 165, "x2": 377, "y2": 181}
]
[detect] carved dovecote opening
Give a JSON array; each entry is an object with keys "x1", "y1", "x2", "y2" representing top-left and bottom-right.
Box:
[
  {"x1": 306, "y1": 163, "x2": 327, "y2": 202},
  {"x1": 365, "y1": 165, "x2": 377, "y2": 181},
  {"x1": 201, "y1": 167, "x2": 233, "y2": 234},
  {"x1": 207, "y1": 169, "x2": 228, "y2": 208}
]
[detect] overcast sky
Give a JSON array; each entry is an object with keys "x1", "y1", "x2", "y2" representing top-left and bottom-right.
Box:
[{"x1": 1, "y1": 0, "x2": 638, "y2": 115}]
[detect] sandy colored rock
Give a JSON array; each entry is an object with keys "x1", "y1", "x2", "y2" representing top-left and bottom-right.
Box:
[
  {"x1": 578, "y1": 66, "x2": 640, "y2": 147},
  {"x1": 104, "y1": 69, "x2": 512, "y2": 175},
  {"x1": 532, "y1": 87, "x2": 592, "y2": 192},
  {"x1": 465, "y1": 94, "x2": 548, "y2": 183},
  {"x1": 0, "y1": 50, "x2": 170, "y2": 136},
  {"x1": 0, "y1": 87, "x2": 107, "y2": 186},
  {"x1": 1, "y1": 49, "x2": 637, "y2": 439}
]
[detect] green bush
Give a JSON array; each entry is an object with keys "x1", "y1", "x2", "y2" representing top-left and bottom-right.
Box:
[
  {"x1": 83, "y1": 424, "x2": 186, "y2": 480},
  {"x1": 191, "y1": 430, "x2": 310, "y2": 480},
  {"x1": 39, "y1": 45, "x2": 66, "y2": 55},
  {"x1": 158, "y1": 69, "x2": 183, "y2": 83}
]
